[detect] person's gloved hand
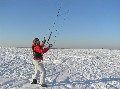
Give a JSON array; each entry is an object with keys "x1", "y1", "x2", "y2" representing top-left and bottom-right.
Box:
[
  {"x1": 48, "y1": 44, "x2": 53, "y2": 48},
  {"x1": 42, "y1": 37, "x2": 46, "y2": 44},
  {"x1": 42, "y1": 40, "x2": 46, "y2": 44}
]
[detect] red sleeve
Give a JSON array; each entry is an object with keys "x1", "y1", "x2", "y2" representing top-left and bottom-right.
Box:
[
  {"x1": 40, "y1": 43, "x2": 44, "y2": 47},
  {"x1": 34, "y1": 46, "x2": 49, "y2": 54},
  {"x1": 42, "y1": 47, "x2": 49, "y2": 53}
]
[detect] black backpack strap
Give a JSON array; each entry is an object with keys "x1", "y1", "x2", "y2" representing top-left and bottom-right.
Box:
[{"x1": 32, "y1": 45, "x2": 34, "y2": 50}]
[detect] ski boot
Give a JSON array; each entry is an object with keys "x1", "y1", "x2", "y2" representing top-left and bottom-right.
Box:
[{"x1": 31, "y1": 79, "x2": 37, "y2": 84}]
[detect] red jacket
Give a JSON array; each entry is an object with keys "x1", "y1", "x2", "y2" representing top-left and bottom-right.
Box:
[
  {"x1": 32, "y1": 42, "x2": 49, "y2": 60},
  {"x1": 34, "y1": 45, "x2": 49, "y2": 54}
]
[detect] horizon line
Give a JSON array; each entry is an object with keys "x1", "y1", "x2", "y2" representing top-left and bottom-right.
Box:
[{"x1": 0, "y1": 46, "x2": 119, "y2": 50}]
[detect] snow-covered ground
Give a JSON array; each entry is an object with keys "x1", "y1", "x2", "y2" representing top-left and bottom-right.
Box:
[{"x1": 0, "y1": 47, "x2": 120, "y2": 89}]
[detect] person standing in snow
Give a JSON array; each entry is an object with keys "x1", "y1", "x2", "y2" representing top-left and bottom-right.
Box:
[{"x1": 31, "y1": 38, "x2": 52, "y2": 87}]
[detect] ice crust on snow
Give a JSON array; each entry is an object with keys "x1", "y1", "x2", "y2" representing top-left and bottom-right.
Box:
[{"x1": 0, "y1": 47, "x2": 120, "y2": 89}]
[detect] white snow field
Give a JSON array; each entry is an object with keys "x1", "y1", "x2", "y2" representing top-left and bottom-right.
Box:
[{"x1": 0, "y1": 47, "x2": 120, "y2": 89}]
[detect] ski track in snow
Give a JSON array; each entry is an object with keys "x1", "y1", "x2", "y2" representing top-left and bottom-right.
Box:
[{"x1": 0, "y1": 47, "x2": 120, "y2": 89}]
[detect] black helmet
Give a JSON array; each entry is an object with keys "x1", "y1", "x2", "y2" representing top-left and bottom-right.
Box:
[{"x1": 35, "y1": 38, "x2": 39, "y2": 41}]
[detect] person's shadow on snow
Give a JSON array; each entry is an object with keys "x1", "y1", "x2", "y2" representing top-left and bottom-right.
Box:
[{"x1": 47, "y1": 76, "x2": 120, "y2": 87}]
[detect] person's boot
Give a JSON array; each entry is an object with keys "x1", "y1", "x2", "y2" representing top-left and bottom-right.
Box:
[
  {"x1": 31, "y1": 79, "x2": 37, "y2": 84},
  {"x1": 41, "y1": 84, "x2": 47, "y2": 87}
]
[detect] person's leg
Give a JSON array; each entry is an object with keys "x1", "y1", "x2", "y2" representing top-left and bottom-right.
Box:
[
  {"x1": 31, "y1": 60, "x2": 38, "y2": 84},
  {"x1": 37, "y1": 61, "x2": 46, "y2": 84},
  {"x1": 32, "y1": 60, "x2": 38, "y2": 79}
]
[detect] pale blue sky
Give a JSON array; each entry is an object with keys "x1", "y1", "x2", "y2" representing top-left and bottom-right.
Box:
[{"x1": 0, "y1": 0, "x2": 120, "y2": 49}]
